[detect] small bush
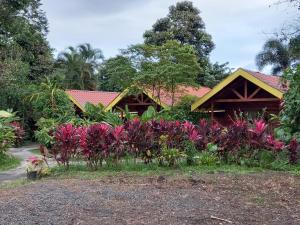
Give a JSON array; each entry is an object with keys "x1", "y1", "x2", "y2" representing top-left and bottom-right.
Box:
[
  {"x1": 0, "y1": 124, "x2": 15, "y2": 154},
  {"x1": 198, "y1": 152, "x2": 219, "y2": 166}
]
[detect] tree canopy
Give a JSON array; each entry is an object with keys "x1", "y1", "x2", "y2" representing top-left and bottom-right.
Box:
[
  {"x1": 56, "y1": 43, "x2": 104, "y2": 90},
  {"x1": 256, "y1": 36, "x2": 300, "y2": 74},
  {"x1": 143, "y1": 1, "x2": 229, "y2": 87},
  {"x1": 123, "y1": 40, "x2": 200, "y2": 106}
]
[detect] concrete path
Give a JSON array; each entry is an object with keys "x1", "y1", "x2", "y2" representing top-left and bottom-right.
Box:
[{"x1": 0, "y1": 144, "x2": 41, "y2": 182}]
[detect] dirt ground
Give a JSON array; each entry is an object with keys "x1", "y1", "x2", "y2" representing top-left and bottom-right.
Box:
[{"x1": 0, "y1": 172, "x2": 299, "y2": 225}]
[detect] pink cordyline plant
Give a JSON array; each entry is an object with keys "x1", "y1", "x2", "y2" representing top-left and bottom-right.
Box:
[
  {"x1": 54, "y1": 123, "x2": 79, "y2": 168},
  {"x1": 110, "y1": 125, "x2": 128, "y2": 163},
  {"x1": 250, "y1": 120, "x2": 267, "y2": 136}
]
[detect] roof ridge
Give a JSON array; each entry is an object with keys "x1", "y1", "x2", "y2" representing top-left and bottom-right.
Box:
[
  {"x1": 242, "y1": 68, "x2": 280, "y2": 78},
  {"x1": 66, "y1": 89, "x2": 120, "y2": 94}
]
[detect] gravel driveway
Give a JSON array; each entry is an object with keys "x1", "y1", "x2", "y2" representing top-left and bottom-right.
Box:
[{"x1": 0, "y1": 173, "x2": 299, "y2": 225}]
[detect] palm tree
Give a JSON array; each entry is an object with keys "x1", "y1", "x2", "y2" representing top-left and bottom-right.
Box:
[
  {"x1": 256, "y1": 37, "x2": 300, "y2": 75},
  {"x1": 57, "y1": 43, "x2": 104, "y2": 90}
]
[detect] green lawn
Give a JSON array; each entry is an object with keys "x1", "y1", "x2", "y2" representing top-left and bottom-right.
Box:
[
  {"x1": 48, "y1": 157, "x2": 300, "y2": 179},
  {"x1": 0, "y1": 153, "x2": 21, "y2": 171}
]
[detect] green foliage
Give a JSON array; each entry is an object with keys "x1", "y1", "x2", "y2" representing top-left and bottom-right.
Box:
[
  {"x1": 198, "y1": 152, "x2": 219, "y2": 166},
  {"x1": 280, "y1": 65, "x2": 300, "y2": 140},
  {"x1": 159, "y1": 147, "x2": 186, "y2": 167},
  {"x1": 30, "y1": 79, "x2": 75, "y2": 121},
  {"x1": 0, "y1": 0, "x2": 53, "y2": 81},
  {"x1": 141, "y1": 106, "x2": 157, "y2": 122},
  {"x1": 158, "y1": 135, "x2": 186, "y2": 167},
  {"x1": 184, "y1": 140, "x2": 199, "y2": 166},
  {"x1": 143, "y1": 1, "x2": 229, "y2": 86},
  {"x1": 100, "y1": 55, "x2": 137, "y2": 91},
  {"x1": 165, "y1": 95, "x2": 208, "y2": 123},
  {"x1": 0, "y1": 153, "x2": 21, "y2": 171},
  {"x1": 0, "y1": 124, "x2": 15, "y2": 154},
  {"x1": 84, "y1": 103, "x2": 106, "y2": 122},
  {"x1": 125, "y1": 40, "x2": 200, "y2": 106},
  {"x1": 144, "y1": 1, "x2": 214, "y2": 59},
  {"x1": 103, "y1": 111, "x2": 123, "y2": 127},
  {"x1": 256, "y1": 37, "x2": 300, "y2": 74},
  {"x1": 199, "y1": 62, "x2": 232, "y2": 88},
  {"x1": 56, "y1": 43, "x2": 103, "y2": 90},
  {"x1": 34, "y1": 118, "x2": 58, "y2": 148}
]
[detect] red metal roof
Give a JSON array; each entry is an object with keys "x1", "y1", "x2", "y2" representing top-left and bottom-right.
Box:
[
  {"x1": 66, "y1": 90, "x2": 120, "y2": 109},
  {"x1": 157, "y1": 85, "x2": 211, "y2": 106},
  {"x1": 244, "y1": 69, "x2": 287, "y2": 92}
]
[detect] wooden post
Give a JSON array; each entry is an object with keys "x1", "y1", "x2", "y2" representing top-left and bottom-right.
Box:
[
  {"x1": 211, "y1": 102, "x2": 214, "y2": 121},
  {"x1": 244, "y1": 80, "x2": 248, "y2": 98}
]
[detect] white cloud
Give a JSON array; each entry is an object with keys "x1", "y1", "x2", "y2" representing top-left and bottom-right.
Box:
[{"x1": 41, "y1": 0, "x2": 298, "y2": 72}]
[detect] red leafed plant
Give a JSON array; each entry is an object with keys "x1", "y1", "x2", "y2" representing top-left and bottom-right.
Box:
[
  {"x1": 182, "y1": 121, "x2": 200, "y2": 143},
  {"x1": 9, "y1": 121, "x2": 25, "y2": 147},
  {"x1": 54, "y1": 124, "x2": 79, "y2": 168},
  {"x1": 288, "y1": 138, "x2": 298, "y2": 164},
  {"x1": 125, "y1": 119, "x2": 155, "y2": 163},
  {"x1": 110, "y1": 125, "x2": 128, "y2": 163},
  {"x1": 249, "y1": 120, "x2": 267, "y2": 136},
  {"x1": 85, "y1": 123, "x2": 111, "y2": 170}
]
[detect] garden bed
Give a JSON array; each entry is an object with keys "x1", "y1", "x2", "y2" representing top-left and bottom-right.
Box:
[{"x1": 0, "y1": 172, "x2": 299, "y2": 225}]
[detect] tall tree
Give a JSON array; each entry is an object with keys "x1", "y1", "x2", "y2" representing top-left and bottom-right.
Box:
[
  {"x1": 124, "y1": 40, "x2": 200, "y2": 107},
  {"x1": 143, "y1": 1, "x2": 228, "y2": 87},
  {"x1": 144, "y1": 1, "x2": 214, "y2": 59},
  {"x1": 256, "y1": 37, "x2": 300, "y2": 74},
  {"x1": 0, "y1": 0, "x2": 53, "y2": 81},
  {"x1": 279, "y1": 65, "x2": 300, "y2": 140},
  {"x1": 99, "y1": 55, "x2": 137, "y2": 92},
  {"x1": 57, "y1": 43, "x2": 104, "y2": 90}
]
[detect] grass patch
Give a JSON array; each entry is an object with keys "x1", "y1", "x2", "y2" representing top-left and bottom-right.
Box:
[
  {"x1": 28, "y1": 149, "x2": 41, "y2": 155},
  {"x1": 0, "y1": 153, "x2": 21, "y2": 171},
  {"x1": 48, "y1": 160, "x2": 267, "y2": 180},
  {"x1": 0, "y1": 179, "x2": 33, "y2": 189}
]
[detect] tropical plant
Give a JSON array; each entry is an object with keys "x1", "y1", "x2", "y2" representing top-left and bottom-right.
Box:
[
  {"x1": 158, "y1": 135, "x2": 186, "y2": 167},
  {"x1": 9, "y1": 121, "x2": 25, "y2": 147},
  {"x1": 99, "y1": 55, "x2": 137, "y2": 91},
  {"x1": 109, "y1": 125, "x2": 128, "y2": 163},
  {"x1": 57, "y1": 43, "x2": 104, "y2": 90},
  {"x1": 26, "y1": 156, "x2": 49, "y2": 177},
  {"x1": 256, "y1": 37, "x2": 300, "y2": 74},
  {"x1": 54, "y1": 124, "x2": 79, "y2": 168},
  {"x1": 0, "y1": 124, "x2": 15, "y2": 154},
  {"x1": 83, "y1": 123, "x2": 111, "y2": 170},
  {"x1": 280, "y1": 65, "x2": 300, "y2": 139},
  {"x1": 35, "y1": 118, "x2": 59, "y2": 149},
  {"x1": 30, "y1": 79, "x2": 75, "y2": 121},
  {"x1": 84, "y1": 103, "x2": 106, "y2": 122}
]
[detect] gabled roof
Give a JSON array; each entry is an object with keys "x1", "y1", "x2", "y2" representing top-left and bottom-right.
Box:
[
  {"x1": 66, "y1": 90, "x2": 120, "y2": 111},
  {"x1": 191, "y1": 68, "x2": 285, "y2": 111},
  {"x1": 244, "y1": 69, "x2": 287, "y2": 92},
  {"x1": 105, "y1": 85, "x2": 211, "y2": 112}
]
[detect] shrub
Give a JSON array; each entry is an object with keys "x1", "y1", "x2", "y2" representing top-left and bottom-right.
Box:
[
  {"x1": 0, "y1": 124, "x2": 15, "y2": 154},
  {"x1": 288, "y1": 138, "x2": 298, "y2": 164},
  {"x1": 9, "y1": 121, "x2": 25, "y2": 147},
  {"x1": 184, "y1": 140, "x2": 199, "y2": 166},
  {"x1": 84, "y1": 123, "x2": 111, "y2": 169},
  {"x1": 125, "y1": 118, "x2": 154, "y2": 163},
  {"x1": 109, "y1": 125, "x2": 128, "y2": 163},
  {"x1": 198, "y1": 152, "x2": 219, "y2": 166},
  {"x1": 159, "y1": 135, "x2": 186, "y2": 167},
  {"x1": 35, "y1": 118, "x2": 59, "y2": 149},
  {"x1": 54, "y1": 124, "x2": 79, "y2": 168}
]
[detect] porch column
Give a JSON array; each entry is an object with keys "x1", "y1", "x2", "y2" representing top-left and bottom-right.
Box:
[{"x1": 211, "y1": 102, "x2": 214, "y2": 121}]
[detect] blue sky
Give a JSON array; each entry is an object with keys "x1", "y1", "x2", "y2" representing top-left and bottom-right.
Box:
[{"x1": 41, "y1": 0, "x2": 297, "y2": 72}]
